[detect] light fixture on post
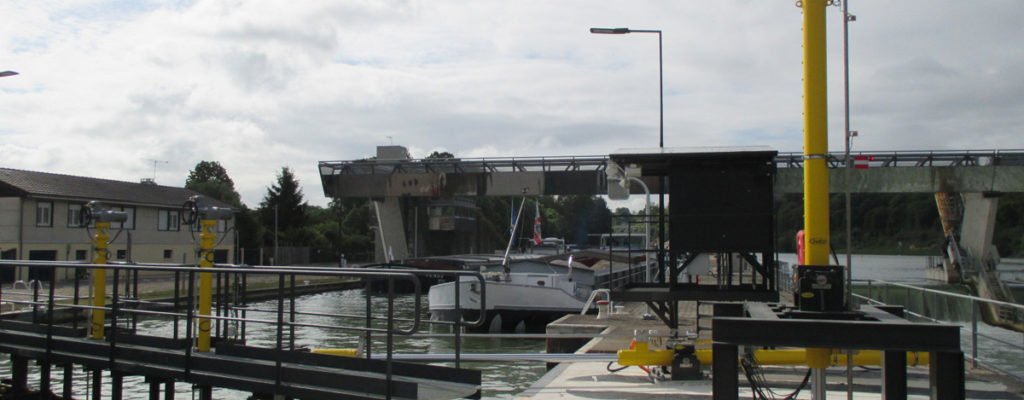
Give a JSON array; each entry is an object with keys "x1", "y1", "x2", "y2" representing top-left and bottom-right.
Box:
[{"x1": 0, "y1": 71, "x2": 18, "y2": 78}]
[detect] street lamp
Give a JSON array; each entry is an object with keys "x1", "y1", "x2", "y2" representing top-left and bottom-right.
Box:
[
  {"x1": 0, "y1": 71, "x2": 18, "y2": 78},
  {"x1": 591, "y1": 26, "x2": 668, "y2": 297},
  {"x1": 589, "y1": 28, "x2": 663, "y2": 148}
]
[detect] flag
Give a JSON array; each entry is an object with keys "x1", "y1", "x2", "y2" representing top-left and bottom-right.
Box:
[{"x1": 533, "y1": 200, "x2": 542, "y2": 245}]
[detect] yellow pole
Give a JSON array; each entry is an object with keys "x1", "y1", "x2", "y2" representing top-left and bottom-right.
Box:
[
  {"x1": 803, "y1": 0, "x2": 830, "y2": 267},
  {"x1": 196, "y1": 219, "x2": 216, "y2": 352},
  {"x1": 90, "y1": 222, "x2": 109, "y2": 340},
  {"x1": 802, "y1": 0, "x2": 831, "y2": 370}
]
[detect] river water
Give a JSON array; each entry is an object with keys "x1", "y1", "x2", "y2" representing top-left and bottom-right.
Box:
[
  {"x1": 0, "y1": 289, "x2": 547, "y2": 399},
  {"x1": 1, "y1": 254, "x2": 1021, "y2": 398}
]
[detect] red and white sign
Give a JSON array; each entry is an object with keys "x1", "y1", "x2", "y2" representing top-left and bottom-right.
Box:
[{"x1": 853, "y1": 155, "x2": 870, "y2": 169}]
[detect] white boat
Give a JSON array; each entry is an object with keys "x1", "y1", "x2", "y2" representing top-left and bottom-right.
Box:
[{"x1": 428, "y1": 250, "x2": 645, "y2": 332}]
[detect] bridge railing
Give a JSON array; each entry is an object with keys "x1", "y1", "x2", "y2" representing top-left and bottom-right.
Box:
[
  {"x1": 854, "y1": 278, "x2": 1024, "y2": 379},
  {"x1": 320, "y1": 155, "x2": 610, "y2": 175},
  {"x1": 776, "y1": 149, "x2": 1024, "y2": 169}
]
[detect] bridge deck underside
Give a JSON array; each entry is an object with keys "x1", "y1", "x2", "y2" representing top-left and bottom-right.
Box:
[{"x1": 319, "y1": 152, "x2": 1024, "y2": 198}]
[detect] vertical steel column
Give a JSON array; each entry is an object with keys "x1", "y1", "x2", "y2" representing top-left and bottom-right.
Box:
[
  {"x1": 930, "y1": 351, "x2": 965, "y2": 400},
  {"x1": 712, "y1": 343, "x2": 739, "y2": 400},
  {"x1": 91, "y1": 222, "x2": 110, "y2": 340},
  {"x1": 10, "y1": 355, "x2": 28, "y2": 394},
  {"x1": 801, "y1": 1, "x2": 832, "y2": 388},
  {"x1": 882, "y1": 350, "x2": 907, "y2": 399},
  {"x1": 63, "y1": 364, "x2": 74, "y2": 399},
  {"x1": 971, "y1": 299, "x2": 978, "y2": 368},
  {"x1": 92, "y1": 370, "x2": 103, "y2": 400},
  {"x1": 802, "y1": 0, "x2": 831, "y2": 267},
  {"x1": 112, "y1": 371, "x2": 124, "y2": 400},
  {"x1": 197, "y1": 219, "x2": 216, "y2": 352},
  {"x1": 148, "y1": 377, "x2": 161, "y2": 400}
]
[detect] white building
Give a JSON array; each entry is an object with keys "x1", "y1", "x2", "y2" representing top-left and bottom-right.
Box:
[{"x1": 0, "y1": 168, "x2": 235, "y2": 283}]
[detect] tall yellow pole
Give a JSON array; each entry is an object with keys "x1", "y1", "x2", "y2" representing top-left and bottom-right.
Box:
[
  {"x1": 803, "y1": 0, "x2": 830, "y2": 267},
  {"x1": 196, "y1": 219, "x2": 216, "y2": 352},
  {"x1": 802, "y1": 0, "x2": 831, "y2": 373},
  {"x1": 90, "y1": 222, "x2": 109, "y2": 340}
]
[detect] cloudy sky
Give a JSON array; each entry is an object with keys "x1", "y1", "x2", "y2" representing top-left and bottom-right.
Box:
[{"x1": 1, "y1": 1, "x2": 1021, "y2": 207}]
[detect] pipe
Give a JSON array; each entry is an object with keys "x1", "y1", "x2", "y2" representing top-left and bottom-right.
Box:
[{"x1": 694, "y1": 348, "x2": 930, "y2": 367}]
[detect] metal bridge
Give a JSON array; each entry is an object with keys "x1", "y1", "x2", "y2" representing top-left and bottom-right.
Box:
[{"x1": 319, "y1": 149, "x2": 1024, "y2": 197}]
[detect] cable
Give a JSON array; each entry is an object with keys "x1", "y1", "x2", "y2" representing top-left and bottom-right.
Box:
[
  {"x1": 741, "y1": 353, "x2": 812, "y2": 400},
  {"x1": 606, "y1": 361, "x2": 629, "y2": 373}
]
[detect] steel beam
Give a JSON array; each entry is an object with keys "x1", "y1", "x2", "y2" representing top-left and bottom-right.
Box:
[{"x1": 712, "y1": 317, "x2": 960, "y2": 351}]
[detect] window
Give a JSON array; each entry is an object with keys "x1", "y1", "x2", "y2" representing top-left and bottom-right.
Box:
[
  {"x1": 163, "y1": 249, "x2": 173, "y2": 259},
  {"x1": 35, "y1": 201, "x2": 53, "y2": 227},
  {"x1": 67, "y1": 203, "x2": 83, "y2": 228},
  {"x1": 75, "y1": 250, "x2": 88, "y2": 260},
  {"x1": 116, "y1": 250, "x2": 127, "y2": 260},
  {"x1": 158, "y1": 209, "x2": 180, "y2": 231}
]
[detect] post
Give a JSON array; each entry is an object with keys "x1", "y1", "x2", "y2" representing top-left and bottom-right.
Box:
[
  {"x1": 91, "y1": 221, "x2": 110, "y2": 339},
  {"x1": 197, "y1": 219, "x2": 217, "y2": 352},
  {"x1": 971, "y1": 299, "x2": 978, "y2": 368},
  {"x1": 802, "y1": 0, "x2": 831, "y2": 394}
]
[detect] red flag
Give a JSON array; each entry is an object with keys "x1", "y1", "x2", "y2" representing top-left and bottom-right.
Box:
[{"x1": 533, "y1": 201, "x2": 542, "y2": 245}]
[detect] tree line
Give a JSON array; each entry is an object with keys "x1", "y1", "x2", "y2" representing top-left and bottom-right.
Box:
[{"x1": 775, "y1": 193, "x2": 1024, "y2": 257}]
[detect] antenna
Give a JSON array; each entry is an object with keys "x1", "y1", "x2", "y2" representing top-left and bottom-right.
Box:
[{"x1": 146, "y1": 159, "x2": 168, "y2": 183}]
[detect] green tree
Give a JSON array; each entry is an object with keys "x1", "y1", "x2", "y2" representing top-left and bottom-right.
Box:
[
  {"x1": 426, "y1": 151, "x2": 455, "y2": 159},
  {"x1": 258, "y1": 167, "x2": 309, "y2": 246},
  {"x1": 185, "y1": 161, "x2": 242, "y2": 207}
]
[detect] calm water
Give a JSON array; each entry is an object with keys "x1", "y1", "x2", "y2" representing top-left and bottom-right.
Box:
[{"x1": 0, "y1": 290, "x2": 546, "y2": 399}]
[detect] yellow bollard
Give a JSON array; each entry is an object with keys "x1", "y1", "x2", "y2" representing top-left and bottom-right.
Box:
[
  {"x1": 90, "y1": 222, "x2": 109, "y2": 340},
  {"x1": 196, "y1": 219, "x2": 216, "y2": 352}
]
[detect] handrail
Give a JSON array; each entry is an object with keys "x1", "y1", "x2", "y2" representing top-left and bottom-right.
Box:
[
  {"x1": 854, "y1": 278, "x2": 1024, "y2": 312},
  {"x1": 854, "y1": 279, "x2": 1024, "y2": 376}
]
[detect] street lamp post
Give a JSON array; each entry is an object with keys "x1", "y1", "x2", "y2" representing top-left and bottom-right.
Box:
[
  {"x1": 589, "y1": 28, "x2": 663, "y2": 148},
  {"x1": 591, "y1": 27, "x2": 669, "y2": 312}
]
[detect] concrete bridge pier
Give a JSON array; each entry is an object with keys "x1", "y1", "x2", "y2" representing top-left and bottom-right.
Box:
[
  {"x1": 372, "y1": 197, "x2": 409, "y2": 263},
  {"x1": 960, "y1": 192, "x2": 1000, "y2": 264}
]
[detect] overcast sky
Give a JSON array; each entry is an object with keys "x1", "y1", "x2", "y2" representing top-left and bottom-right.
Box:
[{"x1": 1, "y1": 1, "x2": 1021, "y2": 208}]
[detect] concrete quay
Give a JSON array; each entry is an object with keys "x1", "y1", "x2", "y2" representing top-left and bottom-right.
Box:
[{"x1": 522, "y1": 302, "x2": 1024, "y2": 399}]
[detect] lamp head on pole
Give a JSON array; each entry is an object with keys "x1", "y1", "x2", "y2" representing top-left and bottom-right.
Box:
[
  {"x1": 0, "y1": 71, "x2": 18, "y2": 78},
  {"x1": 590, "y1": 27, "x2": 630, "y2": 34}
]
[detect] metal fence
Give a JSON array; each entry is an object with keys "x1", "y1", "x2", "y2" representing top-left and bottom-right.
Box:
[
  {"x1": 855, "y1": 279, "x2": 1024, "y2": 380},
  {"x1": 0, "y1": 259, "x2": 489, "y2": 399}
]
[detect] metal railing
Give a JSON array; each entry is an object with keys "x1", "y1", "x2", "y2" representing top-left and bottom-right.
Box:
[
  {"x1": 320, "y1": 150, "x2": 1024, "y2": 177},
  {"x1": 855, "y1": 279, "x2": 1024, "y2": 379},
  {"x1": 0, "y1": 259, "x2": 490, "y2": 398},
  {"x1": 776, "y1": 149, "x2": 1024, "y2": 169}
]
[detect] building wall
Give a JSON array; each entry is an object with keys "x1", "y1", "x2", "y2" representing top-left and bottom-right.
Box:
[
  {"x1": 1, "y1": 196, "x2": 235, "y2": 282},
  {"x1": 0, "y1": 197, "x2": 21, "y2": 243}
]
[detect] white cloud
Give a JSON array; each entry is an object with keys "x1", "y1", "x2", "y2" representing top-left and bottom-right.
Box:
[{"x1": 1, "y1": 0, "x2": 1022, "y2": 208}]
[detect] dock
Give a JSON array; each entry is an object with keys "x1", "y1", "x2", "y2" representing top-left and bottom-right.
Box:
[{"x1": 525, "y1": 302, "x2": 1024, "y2": 399}]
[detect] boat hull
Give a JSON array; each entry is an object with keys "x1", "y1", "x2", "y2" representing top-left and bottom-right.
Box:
[{"x1": 429, "y1": 279, "x2": 587, "y2": 333}]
